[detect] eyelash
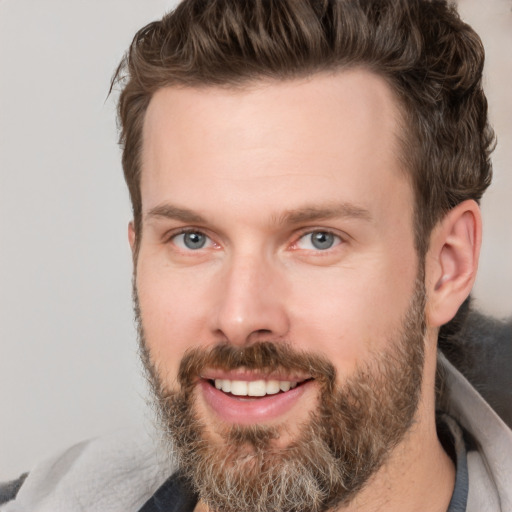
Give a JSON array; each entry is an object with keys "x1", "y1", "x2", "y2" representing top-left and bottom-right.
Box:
[
  {"x1": 292, "y1": 229, "x2": 344, "y2": 252},
  {"x1": 169, "y1": 228, "x2": 204, "y2": 239},
  {"x1": 167, "y1": 228, "x2": 214, "y2": 247},
  {"x1": 165, "y1": 228, "x2": 345, "y2": 252}
]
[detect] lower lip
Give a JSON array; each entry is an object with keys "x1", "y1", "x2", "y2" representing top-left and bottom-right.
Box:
[{"x1": 199, "y1": 379, "x2": 314, "y2": 425}]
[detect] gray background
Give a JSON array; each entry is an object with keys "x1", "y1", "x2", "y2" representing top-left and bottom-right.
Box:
[{"x1": 0, "y1": 0, "x2": 510, "y2": 480}]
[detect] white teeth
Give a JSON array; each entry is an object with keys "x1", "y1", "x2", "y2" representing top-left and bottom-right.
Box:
[
  {"x1": 266, "y1": 380, "x2": 280, "y2": 395},
  {"x1": 247, "y1": 380, "x2": 266, "y2": 397},
  {"x1": 230, "y1": 381, "x2": 248, "y2": 396},
  {"x1": 279, "y1": 381, "x2": 291, "y2": 392},
  {"x1": 213, "y1": 378, "x2": 300, "y2": 396},
  {"x1": 221, "y1": 379, "x2": 231, "y2": 393}
]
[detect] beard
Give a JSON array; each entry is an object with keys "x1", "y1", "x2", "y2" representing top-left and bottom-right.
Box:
[{"x1": 136, "y1": 280, "x2": 426, "y2": 512}]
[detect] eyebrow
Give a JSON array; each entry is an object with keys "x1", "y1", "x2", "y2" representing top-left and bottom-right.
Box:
[
  {"x1": 146, "y1": 201, "x2": 372, "y2": 226},
  {"x1": 273, "y1": 203, "x2": 372, "y2": 226},
  {"x1": 146, "y1": 204, "x2": 207, "y2": 224}
]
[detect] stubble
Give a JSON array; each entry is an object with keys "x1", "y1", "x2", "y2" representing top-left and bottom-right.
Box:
[{"x1": 136, "y1": 280, "x2": 426, "y2": 512}]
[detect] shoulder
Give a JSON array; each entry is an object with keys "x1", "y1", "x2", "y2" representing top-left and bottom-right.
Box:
[
  {"x1": 0, "y1": 427, "x2": 175, "y2": 512},
  {"x1": 438, "y1": 353, "x2": 512, "y2": 511},
  {"x1": 440, "y1": 308, "x2": 512, "y2": 427}
]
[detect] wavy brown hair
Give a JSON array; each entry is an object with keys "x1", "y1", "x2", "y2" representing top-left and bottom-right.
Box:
[{"x1": 113, "y1": 0, "x2": 494, "y2": 265}]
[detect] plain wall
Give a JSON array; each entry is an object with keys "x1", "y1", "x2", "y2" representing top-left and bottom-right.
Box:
[{"x1": 0, "y1": 0, "x2": 510, "y2": 481}]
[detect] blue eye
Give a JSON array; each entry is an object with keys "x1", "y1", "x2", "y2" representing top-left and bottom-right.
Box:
[
  {"x1": 297, "y1": 231, "x2": 341, "y2": 251},
  {"x1": 174, "y1": 231, "x2": 209, "y2": 250}
]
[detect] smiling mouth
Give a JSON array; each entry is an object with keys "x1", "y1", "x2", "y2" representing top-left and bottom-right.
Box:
[
  {"x1": 199, "y1": 374, "x2": 315, "y2": 424},
  {"x1": 208, "y1": 378, "x2": 312, "y2": 398}
]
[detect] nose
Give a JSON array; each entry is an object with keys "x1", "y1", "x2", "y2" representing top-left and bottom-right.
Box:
[{"x1": 210, "y1": 252, "x2": 290, "y2": 346}]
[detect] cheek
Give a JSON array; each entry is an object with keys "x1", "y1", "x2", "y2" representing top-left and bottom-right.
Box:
[
  {"x1": 136, "y1": 263, "x2": 215, "y2": 386},
  {"x1": 287, "y1": 257, "x2": 418, "y2": 373}
]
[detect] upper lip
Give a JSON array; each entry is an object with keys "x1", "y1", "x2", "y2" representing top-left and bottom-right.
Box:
[{"x1": 199, "y1": 368, "x2": 311, "y2": 382}]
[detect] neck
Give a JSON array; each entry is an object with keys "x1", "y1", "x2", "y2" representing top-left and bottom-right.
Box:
[{"x1": 339, "y1": 414, "x2": 455, "y2": 511}]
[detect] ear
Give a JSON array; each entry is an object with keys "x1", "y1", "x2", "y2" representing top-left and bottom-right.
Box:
[
  {"x1": 425, "y1": 200, "x2": 482, "y2": 327},
  {"x1": 128, "y1": 221, "x2": 136, "y2": 254}
]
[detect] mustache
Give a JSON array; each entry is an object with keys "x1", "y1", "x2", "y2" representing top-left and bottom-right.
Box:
[{"x1": 178, "y1": 341, "x2": 337, "y2": 389}]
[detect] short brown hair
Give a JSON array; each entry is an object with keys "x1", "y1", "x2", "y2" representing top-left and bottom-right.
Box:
[{"x1": 114, "y1": 0, "x2": 494, "y2": 258}]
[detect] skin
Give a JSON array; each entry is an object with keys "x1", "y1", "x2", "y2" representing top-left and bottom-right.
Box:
[{"x1": 131, "y1": 69, "x2": 481, "y2": 511}]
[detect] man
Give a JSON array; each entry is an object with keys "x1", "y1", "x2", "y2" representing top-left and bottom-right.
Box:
[{"x1": 1, "y1": 0, "x2": 511, "y2": 511}]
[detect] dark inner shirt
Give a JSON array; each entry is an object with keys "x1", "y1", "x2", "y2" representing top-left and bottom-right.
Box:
[{"x1": 138, "y1": 414, "x2": 469, "y2": 512}]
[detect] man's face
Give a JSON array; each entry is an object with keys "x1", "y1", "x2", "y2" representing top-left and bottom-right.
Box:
[{"x1": 134, "y1": 70, "x2": 425, "y2": 510}]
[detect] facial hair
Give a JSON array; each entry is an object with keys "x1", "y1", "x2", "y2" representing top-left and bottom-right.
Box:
[{"x1": 136, "y1": 280, "x2": 426, "y2": 512}]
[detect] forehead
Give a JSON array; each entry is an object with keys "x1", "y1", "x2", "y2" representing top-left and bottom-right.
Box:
[{"x1": 140, "y1": 70, "x2": 411, "y2": 222}]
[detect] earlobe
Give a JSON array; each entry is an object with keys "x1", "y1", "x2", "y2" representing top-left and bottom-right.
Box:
[{"x1": 425, "y1": 200, "x2": 482, "y2": 327}]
